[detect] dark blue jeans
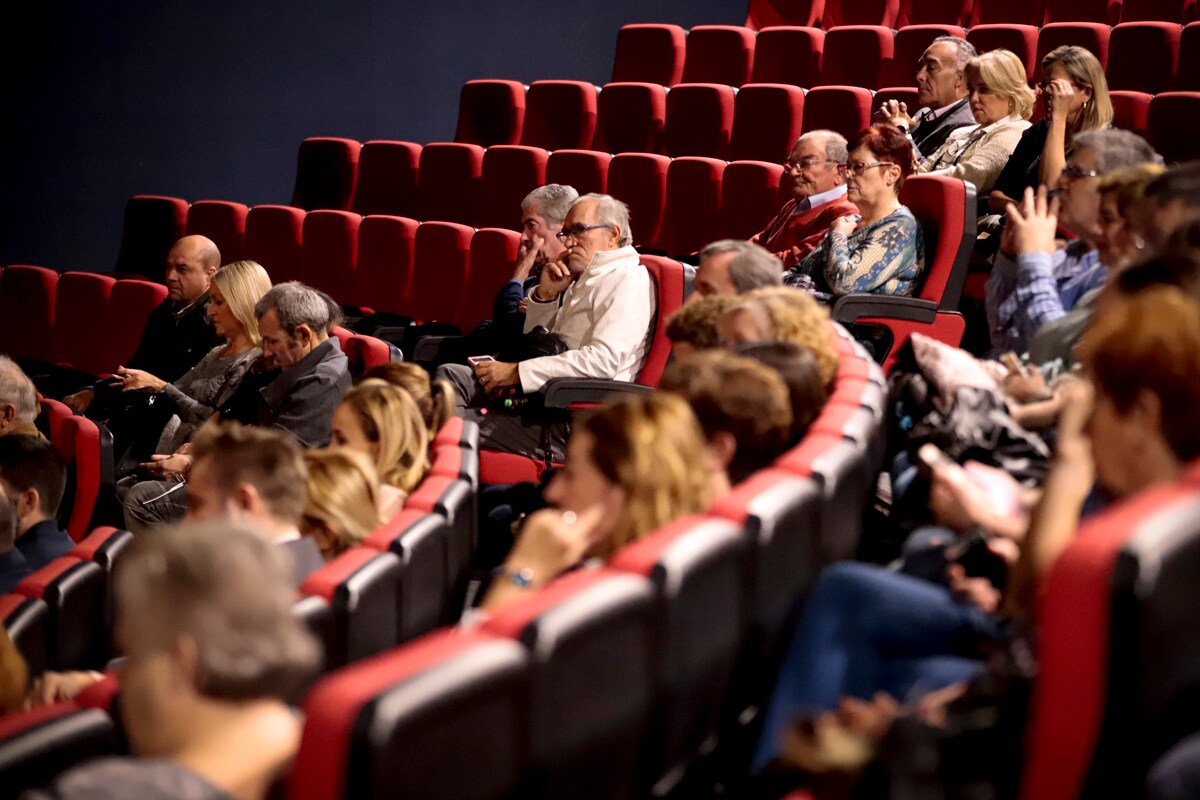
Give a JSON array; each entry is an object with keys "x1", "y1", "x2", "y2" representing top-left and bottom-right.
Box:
[{"x1": 752, "y1": 561, "x2": 999, "y2": 771}]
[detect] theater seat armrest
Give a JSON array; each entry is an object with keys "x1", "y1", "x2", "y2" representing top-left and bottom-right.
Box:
[
  {"x1": 411, "y1": 336, "x2": 464, "y2": 363},
  {"x1": 542, "y1": 378, "x2": 652, "y2": 409},
  {"x1": 832, "y1": 295, "x2": 938, "y2": 325}
]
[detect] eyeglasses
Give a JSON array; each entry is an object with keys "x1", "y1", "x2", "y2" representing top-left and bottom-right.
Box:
[
  {"x1": 784, "y1": 157, "x2": 837, "y2": 171},
  {"x1": 555, "y1": 223, "x2": 612, "y2": 242},
  {"x1": 1060, "y1": 163, "x2": 1100, "y2": 181},
  {"x1": 837, "y1": 161, "x2": 893, "y2": 177}
]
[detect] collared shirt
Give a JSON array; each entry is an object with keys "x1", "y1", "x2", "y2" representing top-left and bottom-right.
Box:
[
  {"x1": 915, "y1": 98, "x2": 968, "y2": 130},
  {"x1": 794, "y1": 183, "x2": 849, "y2": 214},
  {"x1": 258, "y1": 337, "x2": 351, "y2": 447}
]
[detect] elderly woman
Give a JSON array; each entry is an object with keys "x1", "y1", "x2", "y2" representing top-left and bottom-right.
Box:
[
  {"x1": 786, "y1": 125, "x2": 925, "y2": 297},
  {"x1": 990, "y1": 45, "x2": 1113, "y2": 210},
  {"x1": 918, "y1": 49, "x2": 1034, "y2": 195}
]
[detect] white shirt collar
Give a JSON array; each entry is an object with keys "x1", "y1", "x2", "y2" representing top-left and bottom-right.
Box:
[
  {"x1": 794, "y1": 183, "x2": 848, "y2": 214},
  {"x1": 274, "y1": 528, "x2": 302, "y2": 544},
  {"x1": 923, "y1": 97, "x2": 967, "y2": 123}
]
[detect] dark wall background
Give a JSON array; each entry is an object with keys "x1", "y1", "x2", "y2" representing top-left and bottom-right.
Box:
[{"x1": 0, "y1": 1, "x2": 741, "y2": 273}]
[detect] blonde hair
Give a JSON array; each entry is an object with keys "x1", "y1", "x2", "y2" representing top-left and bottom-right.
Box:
[
  {"x1": 338, "y1": 379, "x2": 430, "y2": 492},
  {"x1": 578, "y1": 394, "x2": 713, "y2": 556},
  {"x1": 360, "y1": 362, "x2": 456, "y2": 438},
  {"x1": 1041, "y1": 45, "x2": 1113, "y2": 133},
  {"x1": 302, "y1": 449, "x2": 383, "y2": 558},
  {"x1": 731, "y1": 287, "x2": 840, "y2": 389},
  {"x1": 666, "y1": 295, "x2": 741, "y2": 349},
  {"x1": 211, "y1": 260, "x2": 273, "y2": 347},
  {"x1": 1097, "y1": 162, "x2": 1167, "y2": 214},
  {"x1": 966, "y1": 49, "x2": 1036, "y2": 121}
]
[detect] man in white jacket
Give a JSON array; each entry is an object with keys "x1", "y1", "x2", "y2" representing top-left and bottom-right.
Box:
[{"x1": 441, "y1": 193, "x2": 656, "y2": 461}]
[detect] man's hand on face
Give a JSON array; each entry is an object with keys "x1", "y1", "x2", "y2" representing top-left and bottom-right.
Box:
[
  {"x1": 534, "y1": 260, "x2": 574, "y2": 302},
  {"x1": 474, "y1": 360, "x2": 520, "y2": 395},
  {"x1": 514, "y1": 236, "x2": 545, "y2": 282}
]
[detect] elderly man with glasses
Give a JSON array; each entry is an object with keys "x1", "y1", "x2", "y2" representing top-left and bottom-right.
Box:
[
  {"x1": 439, "y1": 193, "x2": 654, "y2": 463},
  {"x1": 750, "y1": 130, "x2": 859, "y2": 269}
]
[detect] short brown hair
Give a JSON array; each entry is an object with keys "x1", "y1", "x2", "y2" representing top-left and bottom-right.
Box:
[
  {"x1": 190, "y1": 422, "x2": 307, "y2": 526},
  {"x1": 666, "y1": 296, "x2": 740, "y2": 349}
]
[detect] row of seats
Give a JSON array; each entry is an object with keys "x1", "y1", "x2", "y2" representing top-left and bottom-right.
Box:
[
  {"x1": 740, "y1": 0, "x2": 1197, "y2": 30},
  {"x1": 607, "y1": 21, "x2": 1200, "y2": 93}
]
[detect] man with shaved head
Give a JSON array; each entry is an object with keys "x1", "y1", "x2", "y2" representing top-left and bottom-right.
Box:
[{"x1": 66, "y1": 235, "x2": 222, "y2": 413}]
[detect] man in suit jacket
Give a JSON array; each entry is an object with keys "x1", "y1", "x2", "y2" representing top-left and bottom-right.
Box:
[
  {"x1": 750, "y1": 130, "x2": 859, "y2": 269},
  {"x1": 0, "y1": 435, "x2": 73, "y2": 572},
  {"x1": 875, "y1": 36, "x2": 979, "y2": 158},
  {"x1": 0, "y1": 482, "x2": 31, "y2": 593}
]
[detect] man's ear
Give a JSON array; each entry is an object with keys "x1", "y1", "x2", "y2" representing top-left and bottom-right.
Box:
[
  {"x1": 294, "y1": 323, "x2": 316, "y2": 348},
  {"x1": 17, "y1": 487, "x2": 41, "y2": 520},
  {"x1": 0, "y1": 404, "x2": 16, "y2": 427},
  {"x1": 608, "y1": 226, "x2": 623, "y2": 248},
  {"x1": 708, "y1": 431, "x2": 738, "y2": 470},
  {"x1": 230, "y1": 483, "x2": 262, "y2": 517}
]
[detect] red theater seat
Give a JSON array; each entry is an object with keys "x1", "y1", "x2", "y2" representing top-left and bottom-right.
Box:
[
  {"x1": 478, "y1": 146, "x2": 549, "y2": 230},
  {"x1": 824, "y1": 0, "x2": 900, "y2": 26},
  {"x1": 363, "y1": 510, "x2": 452, "y2": 640},
  {"x1": 607, "y1": 153, "x2": 671, "y2": 248},
  {"x1": 185, "y1": 200, "x2": 247, "y2": 264},
  {"x1": 1036, "y1": 23, "x2": 1112, "y2": 71},
  {"x1": 718, "y1": 160, "x2": 787, "y2": 240},
  {"x1": 0, "y1": 704, "x2": 117, "y2": 794},
  {"x1": 0, "y1": 266, "x2": 57, "y2": 361},
  {"x1": 351, "y1": 140, "x2": 422, "y2": 219},
  {"x1": 46, "y1": 273, "x2": 115, "y2": 377},
  {"x1": 113, "y1": 195, "x2": 188, "y2": 280},
  {"x1": 1180, "y1": 21, "x2": 1200, "y2": 91},
  {"x1": 344, "y1": 334, "x2": 396, "y2": 379},
  {"x1": 966, "y1": 24, "x2": 1040, "y2": 82},
  {"x1": 404, "y1": 475, "x2": 476, "y2": 618},
  {"x1": 820, "y1": 26, "x2": 894, "y2": 89},
  {"x1": 520, "y1": 80, "x2": 599, "y2": 151},
  {"x1": 1148, "y1": 92, "x2": 1200, "y2": 163},
  {"x1": 886, "y1": 25, "x2": 967, "y2": 88},
  {"x1": 297, "y1": 210, "x2": 360, "y2": 297},
  {"x1": 900, "y1": 0, "x2": 972, "y2": 26},
  {"x1": 1109, "y1": 90, "x2": 1152, "y2": 138},
  {"x1": 681, "y1": 25, "x2": 756, "y2": 86},
  {"x1": 546, "y1": 150, "x2": 610, "y2": 196},
  {"x1": 729, "y1": 84, "x2": 805, "y2": 163},
  {"x1": 655, "y1": 157, "x2": 726, "y2": 256},
  {"x1": 51, "y1": 415, "x2": 113, "y2": 545},
  {"x1": 592, "y1": 82, "x2": 667, "y2": 154},
  {"x1": 872, "y1": 87, "x2": 921, "y2": 119},
  {"x1": 69, "y1": 527, "x2": 132, "y2": 577},
  {"x1": 244, "y1": 205, "x2": 305, "y2": 284},
  {"x1": 15, "y1": 557, "x2": 106, "y2": 669},
  {"x1": 612, "y1": 23, "x2": 687, "y2": 86},
  {"x1": 347, "y1": 215, "x2": 418, "y2": 315},
  {"x1": 802, "y1": 86, "x2": 873, "y2": 140},
  {"x1": 299, "y1": 548, "x2": 402, "y2": 670},
  {"x1": 1043, "y1": 0, "x2": 1120, "y2": 24},
  {"x1": 1120, "y1": 0, "x2": 1195, "y2": 22},
  {"x1": 970, "y1": 0, "x2": 1045, "y2": 25},
  {"x1": 417, "y1": 143, "x2": 484, "y2": 226},
  {"x1": 407, "y1": 222, "x2": 473, "y2": 326},
  {"x1": 453, "y1": 79, "x2": 526, "y2": 147},
  {"x1": 1107, "y1": 22, "x2": 1182, "y2": 95},
  {"x1": 461, "y1": 228, "x2": 521, "y2": 332},
  {"x1": 774, "y1": 433, "x2": 873, "y2": 564},
  {"x1": 662, "y1": 83, "x2": 737, "y2": 159},
  {"x1": 750, "y1": 26, "x2": 824, "y2": 87},
  {"x1": 290, "y1": 137, "x2": 360, "y2": 212},
  {"x1": 746, "y1": 0, "x2": 825, "y2": 28},
  {"x1": 1, "y1": 593, "x2": 48, "y2": 678},
  {"x1": 99, "y1": 279, "x2": 168, "y2": 377}
]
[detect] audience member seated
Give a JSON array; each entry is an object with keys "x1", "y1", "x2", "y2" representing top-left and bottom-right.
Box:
[
  {"x1": 786, "y1": 126, "x2": 925, "y2": 298},
  {"x1": 0, "y1": 629, "x2": 26, "y2": 716},
  {"x1": 917, "y1": 50, "x2": 1034, "y2": 196},
  {"x1": 439, "y1": 193, "x2": 655, "y2": 464},
  {"x1": 666, "y1": 295, "x2": 741, "y2": 359},
  {"x1": 360, "y1": 362, "x2": 456, "y2": 446},
  {"x1": 989, "y1": 46, "x2": 1113, "y2": 212},
  {"x1": 25, "y1": 521, "x2": 320, "y2": 800},
  {"x1": 0, "y1": 481, "x2": 30, "y2": 593},
  {"x1": 0, "y1": 435, "x2": 71, "y2": 571},
  {"x1": 875, "y1": 37, "x2": 978, "y2": 158},
  {"x1": 300, "y1": 449, "x2": 383, "y2": 560},
  {"x1": 493, "y1": 184, "x2": 579, "y2": 330},
  {"x1": 112, "y1": 260, "x2": 271, "y2": 471},
  {"x1": 750, "y1": 132, "x2": 858, "y2": 268},
  {"x1": 330, "y1": 379, "x2": 430, "y2": 519},
  {"x1": 986, "y1": 129, "x2": 1159, "y2": 356},
  {"x1": 734, "y1": 341, "x2": 828, "y2": 442},
  {"x1": 479, "y1": 393, "x2": 712, "y2": 610},
  {"x1": 0, "y1": 358, "x2": 42, "y2": 439},
  {"x1": 691, "y1": 240, "x2": 784, "y2": 302},
  {"x1": 718, "y1": 286, "x2": 841, "y2": 389},
  {"x1": 660, "y1": 351, "x2": 794, "y2": 487},
  {"x1": 64, "y1": 235, "x2": 222, "y2": 413},
  {"x1": 1132, "y1": 162, "x2": 1200, "y2": 257}
]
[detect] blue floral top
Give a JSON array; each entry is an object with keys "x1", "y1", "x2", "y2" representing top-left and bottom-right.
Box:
[{"x1": 789, "y1": 206, "x2": 925, "y2": 297}]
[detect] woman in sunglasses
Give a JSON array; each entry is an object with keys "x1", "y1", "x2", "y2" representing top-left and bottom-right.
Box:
[{"x1": 786, "y1": 124, "x2": 925, "y2": 297}]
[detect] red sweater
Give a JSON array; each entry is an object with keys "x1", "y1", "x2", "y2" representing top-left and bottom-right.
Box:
[{"x1": 751, "y1": 196, "x2": 860, "y2": 270}]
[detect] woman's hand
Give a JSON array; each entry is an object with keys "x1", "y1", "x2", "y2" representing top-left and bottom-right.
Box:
[
  {"x1": 116, "y1": 366, "x2": 166, "y2": 393},
  {"x1": 1042, "y1": 79, "x2": 1076, "y2": 124},
  {"x1": 929, "y1": 461, "x2": 1038, "y2": 540},
  {"x1": 502, "y1": 504, "x2": 609, "y2": 587},
  {"x1": 830, "y1": 214, "x2": 859, "y2": 236},
  {"x1": 25, "y1": 671, "x2": 101, "y2": 708}
]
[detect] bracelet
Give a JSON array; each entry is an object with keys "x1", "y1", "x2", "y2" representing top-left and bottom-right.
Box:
[{"x1": 503, "y1": 566, "x2": 535, "y2": 589}]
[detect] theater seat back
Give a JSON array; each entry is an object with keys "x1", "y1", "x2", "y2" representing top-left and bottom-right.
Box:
[{"x1": 0, "y1": 704, "x2": 117, "y2": 794}]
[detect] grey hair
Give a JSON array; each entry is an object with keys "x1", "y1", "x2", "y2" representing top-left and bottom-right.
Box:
[
  {"x1": 523, "y1": 184, "x2": 580, "y2": 227},
  {"x1": 698, "y1": 241, "x2": 784, "y2": 292},
  {"x1": 575, "y1": 193, "x2": 633, "y2": 247},
  {"x1": 254, "y1": 281, "x2": 336, "y2": 337},
  {"x1": 932, "y1": 35, "x2": 977, "y2": 73},
  {"x1": 0, "y1": 357, "x2": 37, "y2": 425},
  {"x1": 1073, "y1": 129, "x2": 1161, "y2": 175},
  {"x1": 796, "y1": 130, "x2": 849, "y2": 164}
]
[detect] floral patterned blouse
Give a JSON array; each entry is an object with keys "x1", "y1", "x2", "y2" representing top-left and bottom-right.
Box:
[{"x1": 787, "y1": 206, "x2": 925, "y2": 297}]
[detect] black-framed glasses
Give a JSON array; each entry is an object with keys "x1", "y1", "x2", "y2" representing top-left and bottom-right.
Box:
[
  {"x1": 837, "y1": 161, "x2": 893, "y2": 177},
  {"x1": 784, "y1": 156, "x2": 838, "y2": 171},
  {"x1": 1061, "y1": 163, "x2": 1100, "y2": 181},
  {"x1": 556, "y1": 223, "x2": 612, "y2": 242}
]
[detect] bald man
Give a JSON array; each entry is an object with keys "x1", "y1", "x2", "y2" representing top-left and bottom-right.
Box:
[{"x1": 66, "y1": 235, "x2": 223, "y2": 413}]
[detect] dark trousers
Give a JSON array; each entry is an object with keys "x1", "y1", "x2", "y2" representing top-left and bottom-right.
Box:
[{"x1": 438, "y1": 364, "x2": 569, "y2": 464}]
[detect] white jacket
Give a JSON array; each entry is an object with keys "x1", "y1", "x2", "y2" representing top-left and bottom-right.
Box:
[{"x1": 518, "y1": 245, "x2": 655, "y2": 393}]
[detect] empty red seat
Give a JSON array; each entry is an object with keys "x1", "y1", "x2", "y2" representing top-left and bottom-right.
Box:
[
  {"x1": 802, "y1": 86, "x2": 874, "y2": 140},
  {"x1": 46, "y1": 273, "x2": 115, "y2": 376},
  {"x1": 612, "y1": 23, "x2": 687, "y2": 85},
  {"x1": 1107, "y1": 22, "x2": 1182, "y2": 95},
  {"x1": 403, "y1": 475, "x2": 475, "y2": 617},
  {"x1": 1043, "y1": 0, "x2": 1120, "y2": 24},
  {"x1": 478, "y1": 146, "x2": 549, "y2": 230},
  {"x1": 681, "y1": 25, "x2": 756, "y2": 86},
  {"x1": 899, "y1": 0, "x2": 972, "y2": 26},
  {"x1": 351, "y1": 140, "x2": 422, "y2": 218},
  {"x1": 820, "y1": 26, "x2": 894, "y2": 89},
  {"x1": 656, "y1": 157, "x2": 727, "y2": 256},
  {"x1": 185, "y1": 200, "x2": 247, "y2": 264},
  {"x1": 967, "y1": 24, "x2": 1040, "y2": 82},
  {"x1": 746, "y1": 0, "x2": 826, "y2": 28},
  {"x1": 751, "y1": 26, "x2": 824, "y2": 87},
  {"x1": 290, "y1": 137, "x2": 361, "y2": 212},
  {"x1": 50, "y1": 415, "x2": 112, "y2": 545},
  {"x1": 113, "y1": 195, "x2": 189, "y2": 280},
  {"x1": 299, "y1": 547, "x2": 402, "y2": 670},
  {"x1": 15, "y1": 557, "x2": 106, "y2": 669},
  {"x1": 100, "y1": 280, "x2": 169, "y2": 376},
  {"x1": 662, "y1": 83, "x2": 737, "y2": 159},
  {"x1": 0, "y1": 266, "x2": 56, "y2": 361},
  {"x1": 970, "y1": 0, "x2": 1044, "y2": 25},
  {"x1": 546, "y1": 149, "x2": 611, "y2": 195},
  {"x1": 1148, "y1": 92, "x2": 1200, "y2": 163},
  {"x1": 1180, "y1": 22, "x2": 1200, "y2": 91},
  {"x1": 416, "y1": 142, "x2": 484, "y2": 226},
  {"x1": 718, "y1": 160, "x2": 787, "y2": 240},
  {"x1": 362, "y1": 510, "x2": 452, "y2": 639},
  {"x1": 1120, "y1": 0, "x2": 1195, "y2": 21},
  {"x1": 730, "y1": 84, "x2": 806, "y2": 163},
  {"x1": 592, "y1": 82, "x2": 667, "y2": 154},
  {"x1": 886, "y1": 25, "x2": 967, "y2": 87},
  {"x1": 461, "y1": 228, "x2": 521, "y2": 331},
  {"x1": 453, "y1": 79, "x2": 526, "y2": 147},
  {"x1": 244, "y1": 205, "x2": 305, "y2": 284},
  {"x1": 607, "y1": 153, "x2": 671, "y2": 248},
  {"x1": 407, "y1": 222, "x2": 473, "y2": 326},
  {"x1": 347, "y1": 215, "x2": 417, "y2": 315},
  {"x1": 520, "y1": 80, "x2": 599, "y2": 151},
  {"x1": 298, "y1": 210, "x2": 360, "y2": 297},
  {"x1": 1109, "y1": 90, "x2": 1152, "y2": 138},
  {"x1": 825, "y1": 0, "x2": 900, "y2": 25},
  {"x1": 1036, "y1": 23, "x2": 1112, "y2": 71},
  {"x1": 343, "y1": 334, "x2": 395, "y2": 380}
]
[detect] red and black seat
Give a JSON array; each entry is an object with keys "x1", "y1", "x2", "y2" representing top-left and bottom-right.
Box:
[
  {"x1": 290, "y1": 137, "x2": 361, "y2": 212},
  {"x1": 362, "y1": 509, "x2": 452, "y2": 639},
  {"x1": 14, "y1": 557, "x2": 107, "y2": 670},
  {"x1": 351, "y1": 141, "x2": 422, "y2": 219},
  {"x1": 404, "y1": 475, "x2": 476, "y2": 619},
  {"x1": 1, "y1": 593, "x2": 49, "y2": 678},
  {"x1": 298, "y1": 547, "x2": 403, "y2": 671},
  {"x1": 454, "y1": 79, "x2": 527, "y2": 147},
  {"x1": 113, "y1": 195, "x2": 189, "y2": 280},
  {"x1": 0, "y1": 703, "x2": 118, "y2": 794}
]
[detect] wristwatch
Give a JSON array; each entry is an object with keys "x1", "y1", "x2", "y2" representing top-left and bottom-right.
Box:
[{"x1": 503, "y1": 566, "x2": 535, "y2": 589}]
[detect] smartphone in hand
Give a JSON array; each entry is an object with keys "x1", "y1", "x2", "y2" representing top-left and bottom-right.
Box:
[{"x1": 467, "y1": 355, "x2": 495, "y2": 366}]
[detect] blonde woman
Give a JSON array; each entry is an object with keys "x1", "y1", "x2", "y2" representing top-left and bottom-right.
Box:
[
  {"x1": 718, "y1": 286, "x2": 840, "y2": 390},
  {"x1": 361, "y1": 362, "x2": 456, "y2": 444},
  {"x1": 301, "y1": 449, "x2": 383, "y2": 560},
  {"x1": 330, "y1": 379, "x2": 430, "y2": 519},
  {"x1": 481, "y1": 393, "x2": 714, "y2": 610},
  {"x1": 918, "y1": 49, "x2": 1034, "y2": 196}
]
